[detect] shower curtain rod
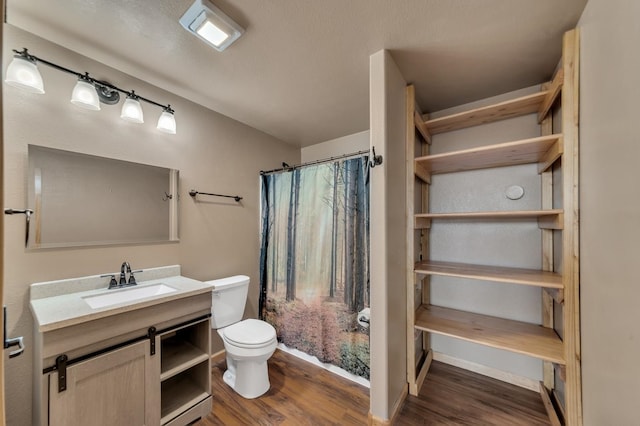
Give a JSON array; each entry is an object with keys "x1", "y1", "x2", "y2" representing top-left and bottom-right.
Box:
[{"x1": 260, "y1": 149, "x2": 370, "y2": 175}]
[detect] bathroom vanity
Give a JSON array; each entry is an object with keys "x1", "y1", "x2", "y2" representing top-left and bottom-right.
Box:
[{"x1": 30, "y1": 266, "x2": 213, "y2": 426}]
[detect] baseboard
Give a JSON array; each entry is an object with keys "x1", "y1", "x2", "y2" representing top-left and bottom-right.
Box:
[
  {"x1": 368, "y1": 411, "x2": 390, "y2": 426},
  {"x1": 368, "y1": 383, "x2": 408, "y2": 426},
  {"x1": 210, "y1": 349, "x2": 226, "y2": 364},
  {"x1": 433, "y1": 352, "x2": 539, "y2": 391},
  {"x1": 390, "y1": 384, "x2": 408, "y2": 420}
]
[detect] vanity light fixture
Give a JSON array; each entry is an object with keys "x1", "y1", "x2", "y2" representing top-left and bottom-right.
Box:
[
  {"x1": 71, "y1": 74, "x2": 101, "y2": 110},
  {"x1": 179, "y1": 0, "x2": 244, "y2": 52},
  {"x1": 120, "y1": 91, "x2": 144, "y2": 123},
  {"x1": 156, "y1": 106, "x2": 177, "y2": 134},
  {"x1": 5, "y1": 50, "x2": 44, "y2": 94},
  {"x1": 4, "y1": 48, "x2": 177, "y2": 134}
]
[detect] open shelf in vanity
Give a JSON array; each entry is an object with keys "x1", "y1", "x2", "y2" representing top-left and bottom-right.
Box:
[{"x1": 160, "y1": 317, "x2": 211, "y2": 425}]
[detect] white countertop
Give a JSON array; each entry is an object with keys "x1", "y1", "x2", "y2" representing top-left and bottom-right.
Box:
[{"x1": 30, "y1": 266, "x2": 213, "y2": 332}]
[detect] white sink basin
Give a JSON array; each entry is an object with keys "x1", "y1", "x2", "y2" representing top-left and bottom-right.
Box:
[{"x1": 83, "y1": 283, "x2": 177, "y2": 309}]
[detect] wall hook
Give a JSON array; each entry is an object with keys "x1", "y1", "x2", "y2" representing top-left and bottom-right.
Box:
[{"x1": 370, "y1": 146, "x2": 383, "y2": 168}]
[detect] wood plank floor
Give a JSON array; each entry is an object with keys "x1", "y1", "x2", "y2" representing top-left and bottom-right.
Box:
[
  {"x1": 196, "y1": 349, "x2": 550, "y2": 425},
  {"x1": 395, "y1": 362, "x2": 551, "y2": 426}
]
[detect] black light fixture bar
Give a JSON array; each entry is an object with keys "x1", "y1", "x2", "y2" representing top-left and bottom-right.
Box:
[{"x1": 13, "y1": 48, "x2": 173, "y2": 112}]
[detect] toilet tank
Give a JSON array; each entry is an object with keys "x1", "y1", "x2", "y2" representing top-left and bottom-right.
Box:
[{"x1": 206, "y1": 275, "x2": 250, "y2": 329}]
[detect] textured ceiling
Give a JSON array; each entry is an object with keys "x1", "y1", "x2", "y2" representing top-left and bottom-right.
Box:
[{"x1": 6, "y1": 0, "x2": 587, "y2": 147}]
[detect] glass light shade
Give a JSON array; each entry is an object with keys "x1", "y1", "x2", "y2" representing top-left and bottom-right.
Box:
[
  {"x1": 120, "y1": 97, "x2": 144, "y2": 123},
  {"x1": 71, "y1": 79, "x2": 100, "y2": 110},
  {"x1": 157, "y1": 110, "x2": 176, "y2": 134},
  {"x1": 5, "y1": 56, "x2": 45, "y2": 94}
]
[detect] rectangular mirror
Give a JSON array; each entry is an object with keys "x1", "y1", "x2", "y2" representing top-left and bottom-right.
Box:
[{"x1": 28, "y1": 145, "x2": 179, "y2": 249}]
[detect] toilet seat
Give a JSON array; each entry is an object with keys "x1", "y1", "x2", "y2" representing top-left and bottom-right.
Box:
[{"x1": 222, "y1": 319, "x2": 276, "y2": 349}]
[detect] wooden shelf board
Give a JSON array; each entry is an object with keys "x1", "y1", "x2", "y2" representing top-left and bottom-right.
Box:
[
  {"x1": 415, "y1": 135, "x2": 562, "y2": 175},
  {"x1": 161, "y1": 339, "x2": 209, "y2": 381},
  {"x1": 423, "y1": 91, "x2": 549, "y2": 135},
  {"x1": 415, "y1": 209, "x2": 563, "y2": 220},
  {"x1": 415, "y1": 260, "x2": 563, "y2": 289},
  {"x1": 415, "y1": 305, "x2": 565, "y2": 364},
  {"x1": 161, "y1": 374, "x2": 210, "y2": 423}
]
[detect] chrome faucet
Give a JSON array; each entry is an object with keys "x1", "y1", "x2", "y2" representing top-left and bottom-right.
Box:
[
  {"x1": 119, "y1": 262, "x2": 131, "y2": 285},
  {"x1": 100, "y1": 262, "x2": 141, "y2": 289},
  {"x1": 119, "y1": 262, "x2": 139, "y2": 286}
]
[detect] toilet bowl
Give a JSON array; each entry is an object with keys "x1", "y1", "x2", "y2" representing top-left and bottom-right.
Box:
[
  {"x1": 206, "y1": 276, "x2": 277, "y2": 399},
  {"x1": 218, "y1": 319, "x2": 277, "y2": 399}
]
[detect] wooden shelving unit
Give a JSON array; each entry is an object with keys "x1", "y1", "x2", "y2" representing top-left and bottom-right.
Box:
[
  {"x1": 414, "y1": 260, "x2": 563, "y2": 289},
  {"x1": 406, "y1": 29, "x2": 581, "y2": 425},
  {"x1": 423, "y1": 91, "x2": 549, "y2": 134},
  {"x1": 415, "y1": 305, "x2": 565, "y2": 364},
  {"x1": 414, "y1": 134, "x2": 562, "y2": 182},
  {"x1": 414, "y1": 209, "x2": 564, "y2": 230}
]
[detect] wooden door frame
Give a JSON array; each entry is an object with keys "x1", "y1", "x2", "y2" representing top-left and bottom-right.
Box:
[{"x1": 1, "y1": 0, "x2": 7, "y2": 423}]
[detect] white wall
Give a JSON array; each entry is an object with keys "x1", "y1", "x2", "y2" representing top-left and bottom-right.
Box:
[
  {"x1": 578, "y1": 1, "x2": 640, "y2": 424},
  {"x1": 369, "y1": 50, "x2": 407, "y2": 420},
  {"x1": 3, "y1": 25, "x2": 299, "y2": 426},
  {"x1": 301, "y1": 130, "x2": 369, "y2": 163}
]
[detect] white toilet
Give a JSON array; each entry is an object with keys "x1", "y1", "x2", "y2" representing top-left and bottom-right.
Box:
[{"x1": 206, "y1": 275, "x2": 277, "y2": 399}]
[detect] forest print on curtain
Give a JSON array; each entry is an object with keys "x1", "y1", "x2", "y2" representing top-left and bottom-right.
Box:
[{"x1": 259, "y1": 156, "x2": 370, "y2": 380}]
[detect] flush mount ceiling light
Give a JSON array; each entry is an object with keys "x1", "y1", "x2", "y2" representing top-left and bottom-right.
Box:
[
  {"x1": 179, "y1": 0, "x2": 244, "y2": 52},
  {"x1": 4, "y1": 48, "x2": 177, "y2": 134}
]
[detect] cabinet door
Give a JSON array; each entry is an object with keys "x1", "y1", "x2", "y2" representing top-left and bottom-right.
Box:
[{"x1": 49, "y1": 340, "x2": 160, "y2": 426}]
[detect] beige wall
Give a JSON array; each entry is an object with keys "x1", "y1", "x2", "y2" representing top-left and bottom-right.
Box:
[
  {"x1": 301, "y1": 130, "x2": 369, "y2": 163},
  {"x1": 369, "y1": 50, "x2": 407, "y2": 420},
  {"x1": 3, "y1": 25, "x2": 298, "y2": 426},
  {"x1": 578, "y1": 1, "x2": 640, "y2": 424}
]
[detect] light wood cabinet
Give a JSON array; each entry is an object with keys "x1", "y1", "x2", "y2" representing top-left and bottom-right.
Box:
[
  {"x1": 34, "y1": 293, "x2": 212, "y2": 426},
  {"x1": 48, "y1": 340, "x2": 158, "y2": 426},
  {"x1": 406, "y1": 29, "x2": 581, "y2": 425}
]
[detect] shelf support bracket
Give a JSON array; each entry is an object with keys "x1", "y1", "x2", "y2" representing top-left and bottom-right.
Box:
[
  {"x1": 544, "y1": 288, "x2": 564, "y2": 304},
  {"x1": 538, "y1": 68, "x2": 564, "y2": 123},
  {"x1": 538, "y1": 213, "x2": 564, "y2": 230},
  {"x1": 554, "y1": 363, "x2": 567, "y2": 382},
  {"x1": 539, "y1": 381, "x2": 563, "y2": 426},
  {"x1": 414, "y1": 110, "x2": 432, "y2": 144}
]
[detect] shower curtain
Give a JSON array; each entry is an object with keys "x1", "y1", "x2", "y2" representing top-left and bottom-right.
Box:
[{"x1": 259, "y1": 156, "x2": 370, "y2": 380}]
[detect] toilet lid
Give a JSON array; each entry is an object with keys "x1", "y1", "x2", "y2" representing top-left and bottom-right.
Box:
[{"x1": 223, "y1": 319, "x2": 276, "y2": 347}]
